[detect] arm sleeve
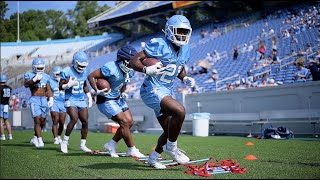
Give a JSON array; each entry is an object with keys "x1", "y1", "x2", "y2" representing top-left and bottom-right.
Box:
[
  {"x1": 144, "y1": 38, "x2": 165, "y2": 59},
  {"x1": 60, "y1": 71, "x2": 69, "y2": 81},
  {"x1": 24, "y1": 73, "x2": 31, "y2": 81},
  {"x1": 100, "y1": 65, "x2": 111, "y2": 77}
]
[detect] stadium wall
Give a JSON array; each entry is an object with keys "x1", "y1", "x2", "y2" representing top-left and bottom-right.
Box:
[{"x1": 9, "y1": 81, "x2": 320, "y2": 136}]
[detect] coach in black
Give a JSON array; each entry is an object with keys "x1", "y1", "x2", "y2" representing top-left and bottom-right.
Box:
[{"x1": 0, "y1": 74, "x2": 13, "y2": 140}]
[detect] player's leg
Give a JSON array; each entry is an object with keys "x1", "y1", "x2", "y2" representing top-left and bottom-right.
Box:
[
  {"x1": 160, "y1": 96, "x2": 190, "y2": 164},
  {"x1": 60, "y1": 106, "x2": 78, "y2": 153},
  {"x1": 0, "y1": 105, "x2": 6, "y2": 140},
  {"x1": 38, "y1": 103, "x2": 49, "y2": 147},
  {"x1": 160, "y1": 96, "x2": 186, "y2": 141},
  {"x1": 29, "y1": 97, "x2": 43, "y2": 147},
  {"x1": 34, "y1": 116, "x2": 44, "y2": 148},
  {"x1": 0, "y1": 118, "x2": 5, "y2": 140},
  {"x1": 78, "y1": 107, "x2": 91, "y2": 152},
  {"x1": 3, "y1": 108, "x2": 12, "y2": 140},
  {"x1": 51, "y1": 111, "x2": 60, "y2": 144},
  {"x1": 4, "y1": 120, "x2": 12, "y2": 140},
  {"x1": 57, "y1": 111, "x2": 66, "y2": 143},
  {"x1": 97, "y1": 100, "x2": 123, "y2": 157},
  {"x1": 154, "y1": 115, "x2": 170, "y2": 154},
  {"x1": 147, "y1": 115, "x2": 170, "y2": 169},
  {"x1": 139, "y1": 86, "x2": 170, "y2": 169},
  {"x1": 120, "y1": 109, "x2": 145, "y2": 157}
]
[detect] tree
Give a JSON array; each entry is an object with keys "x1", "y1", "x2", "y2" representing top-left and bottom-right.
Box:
[
  {"x1": 71, "y1": 1, "x2": 110, "y2": 37},
  {"x1": 1, "y1": 1, "x2": 112, "y2": 42},
  {"x1": 0, "y1": 1, "x2": 9, "y2": 20}
]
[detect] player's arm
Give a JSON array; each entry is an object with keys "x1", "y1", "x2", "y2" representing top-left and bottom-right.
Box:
[
  {"x1": 87, "y1": 69, "x2": 110, "y2": 95},
  {"x1": 120, "y1": 84, "x2": 127, "y2": 93},
  {"x1": 24, "y1": 74, "x2": 41, "y2": 88},
  {"x1": 59, "y1": 79, "x2": 67, "y2": 91},
  {"x1": 178, "y1": 65, "x2": 195, "y2": 87},
  {"x1": 83, "y1": 80, "x2": 93, "y2": 108},
  {"x1": 129, "y1": 50, "x2": 149, "y2": 73},
  {"x1": 46, "y1": 83, "x2": 54, "y2": 108},
  {"x1": 83, "y1": 80, "x2": 89, "y2": 94},
  {"x1": 59, "y1": 72, "x2": 77, "y2": 90},
  {"x1": 129, "y1": 50, "x2": 163, "y2": 76},
  {"x1": 46, "y1": 83, "x2": 53, "y2": 98},
  {"x1": 87, "y1": 68, "x2": 104, "y2": 92},
  {"x1": 177, "y1": 65, "x2": 188, "y2": 81}
]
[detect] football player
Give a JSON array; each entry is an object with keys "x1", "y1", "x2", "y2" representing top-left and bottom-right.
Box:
[
  {"x1": 0, "y1": 74, "x2": 13, "y2": 140},
  {"x1": 59, "y1": 51, "x2": 92, "y2": 153},
  {"x1": 88, "y1": 46, "x2": 145, "y2": 158},
  {"x1": 49, "y1": 66, "x2": 66, "y2": 144},
  {"x1": 24, "y1": 58, "x2": 54, "y2": 148},
  {"x1": 129, "y1": 15, "x2": 195, "y2": 169}
]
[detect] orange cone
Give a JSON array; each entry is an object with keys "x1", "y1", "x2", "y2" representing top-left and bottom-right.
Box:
[
  {"x1": 245, "y1": 142, "x2": 254, "y2": 146},
  {"x1": 151, "y1": 146, "x2": 156, "y2": 150},
  {"x1": 244, "y1": 155, "x2": 257, "y2": 160}
]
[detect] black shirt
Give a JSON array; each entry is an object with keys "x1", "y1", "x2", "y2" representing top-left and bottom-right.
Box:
[{"x1": 0, "y1": 84, "x2": 12, "y2": 105}]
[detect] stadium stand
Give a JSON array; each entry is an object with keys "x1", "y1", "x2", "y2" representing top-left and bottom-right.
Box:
[{"x1": 4, "y1": 1, "x2": 320, "y2": 136}]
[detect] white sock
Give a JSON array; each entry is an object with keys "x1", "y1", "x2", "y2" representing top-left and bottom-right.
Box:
[
  {"x1": 108, "y1": 139, "x2": 117, "y2": 147},
  {"x1": 63, "y1": 135, "x2": 69, "y2": 142},
  {"x1": 80, "y1": 139, "x2": 86, "y2": 147},
  {"x1": 8, "y1": 134, "x2": 12, "y2": 138},
  {"x1": 33, "y1": 135, "x2": 37, "y2": 139},
  {"x1": 128, "y1": 146, "x2": 136, "y2": 151},
  {"x1": 54, "y1": 137, "x2": 58, "y2": 141},
  {"x1": 167, "y1": 139, "x2": 177, "y2": 151},
  {"x1": 58, "y1": 136, "x2": 62, "y2": 140},
  {"x1": 150, "y1": 150, "x2": 161, "y2": 159},
  {"x1": 1, "y1": 134, "x2": 5, "y2": 137}
]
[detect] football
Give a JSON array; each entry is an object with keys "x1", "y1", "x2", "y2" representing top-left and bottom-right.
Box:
[
  {"x1": 142, "y1": 58, "x2": 161, "y2": 67},
  {"x1": 96, "y1": 78, "x2": 110, "y2": 91}
]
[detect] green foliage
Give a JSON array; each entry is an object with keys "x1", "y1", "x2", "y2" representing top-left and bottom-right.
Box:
[
  {"x1": 0, "y1": 1, "x2": 9, "y2": 20},
  {"x1": 1, "y1": 1, "x2": 111, "y2": 42}
]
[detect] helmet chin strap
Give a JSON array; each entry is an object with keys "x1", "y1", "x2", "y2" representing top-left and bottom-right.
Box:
[{"x1": 125, "y1": 73, "x2": 130, "y2": 83}]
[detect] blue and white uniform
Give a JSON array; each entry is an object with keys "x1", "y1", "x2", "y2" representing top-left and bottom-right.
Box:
[
  {"x1": 140, "y1": 38, "x2": 190, "y2": 117},
  {"x1": 49, "y1": 77, "x2": 66, "y2": 113},
  {"x1": 97, "y1": 61, "x2": 133, "y2": 118},
  {"x1": 60, "y1": 66, "x2": 89, "y2": 111},
  {"x1": 24, "y1": 72, "x2": 51, "y2": 118}
]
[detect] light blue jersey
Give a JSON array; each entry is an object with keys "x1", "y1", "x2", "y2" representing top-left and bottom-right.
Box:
[
  {"x1": 49, "y1": 78, "x2": 65, "y2": 102},
  {"x1": 143, "y1": 38, "x2": 190, "y2": 89},
  {"x1": 49, "y1": 77, "x2": 66, "y2": 113},
  {"x1": 60, "y1": 66, "x2": 88, "y2": 101},
  {"x1": 100, "y1": 61, "x2": 133, "y2": 99},
  {"x1": 24, "y1": 72, "x2": 51, "y2": 90},
  {"x1": 97, "y1": 61, "x2": 133, "y2": 118},
  {"x1": 140, "y1": 38, "x2": 190, "y2": 117},
  {"x1": 24, "y1": 72, "x2": 51, "y2": 118}
]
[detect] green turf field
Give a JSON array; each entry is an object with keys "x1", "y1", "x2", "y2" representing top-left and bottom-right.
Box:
[{"x1": 1, "y1": 130, "x2": 320, "y2": 179}]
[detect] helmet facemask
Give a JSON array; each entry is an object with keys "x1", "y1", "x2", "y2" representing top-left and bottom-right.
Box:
[
  {"x1": 33, "y1": 65, "x2": 45, "y2": 74},
  {"x1": 118, "y1": 59, "x2": 132, "y2": 74},
  {"x1": 166, "y1": 26, "x2": 192, "y2": 46},
  {"x1": 74, "y1": 60, "x2": 88, "y2": 73}
]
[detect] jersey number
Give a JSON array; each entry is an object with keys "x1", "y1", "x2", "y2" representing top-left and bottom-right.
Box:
[
  {"x1": 71, "y1": 81, "x2": 84, "y2": 94},
  {"x1": 2, "y1": 88, "x2": 11, "y2": 97},
  {"x1": 159, "y1": 64, "x2": 182, "y2": 83}
]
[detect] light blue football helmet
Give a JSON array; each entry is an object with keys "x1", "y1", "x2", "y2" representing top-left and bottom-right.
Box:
[
  {"x1": 52, "y1": 66, "x2": 62, "y2": 80},
  {"x1": 32, "y1": 58, "x2": 45, "y2": 73},
  {"x1": 163, "y1": 15, "x2": 192, "y2": 46},
  {"x1": 0, "y1": 74, "x2": 7, "y2": 83},
  {"x1": 72, "y1": 51, "x2": 88, "y2": 73}
]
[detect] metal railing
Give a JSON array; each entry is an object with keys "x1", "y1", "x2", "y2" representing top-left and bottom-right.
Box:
[{"x1": 215, "y1": 73, "x2": 240, "y2": 92}]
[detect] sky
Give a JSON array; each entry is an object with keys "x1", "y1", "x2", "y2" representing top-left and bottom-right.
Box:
[{"x1": 5, "y1": 1, "x2": 116, "y2": 19}]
